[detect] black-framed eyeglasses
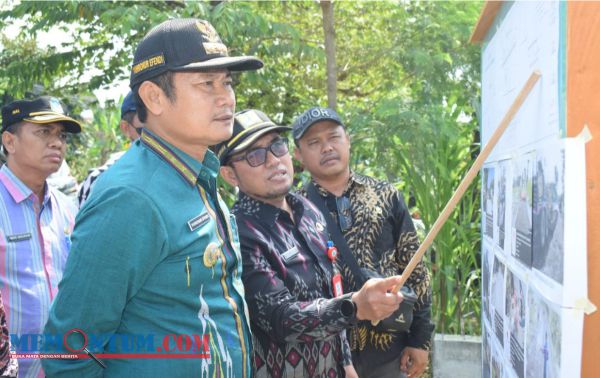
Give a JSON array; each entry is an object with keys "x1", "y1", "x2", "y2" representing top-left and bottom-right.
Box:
[
  {"x1": 229, "y1": 138, "x2": 289, "y2": 167},
  {"x1": 336, "y1": 196, "x2": 353, "y2": 232}
]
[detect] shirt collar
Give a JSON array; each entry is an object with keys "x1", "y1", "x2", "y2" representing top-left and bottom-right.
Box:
[
  {"x1": 350, "y1": 171, "x2": 369, "y2": 186},
  {"x1": 312, "y1": 171, "x2": 366, "y2": 197},
  {"x1": 0, "y1": 164, "x2": 50, "y2": 205},
  {"x1": 234, "y1": 191, "x2": 304, "y2": 225},
  {"x1": 140, "y1": 129, "x2": 220, "y2": 188}
]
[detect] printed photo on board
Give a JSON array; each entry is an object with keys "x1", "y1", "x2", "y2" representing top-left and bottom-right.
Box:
[
  {"x1": 483, "y1": 166, "x2": 495, "y2": 240},
  {"x1": 511, "y1": 153, "x2": 534, "y2": 267},
  {"x1": 506, "y1": 270, "x2": 526, "y2": 378},
  {"x1": 492, "y1": 255, "x2": 506, "y2": 347},
  {"x1": 482, "y1": 244, "x2": 493, "y2": 325},
  {"x1": 526, "y1": 287, "x2": 561, "y2": 378},
  {"x1": 495, "y1": 160, "x2": 510, "y2": 251},
  {"x1": 483, "y1": 330, "x2": 492, "y2": 378},
  {"x1": 533, "y1": 147, "x2": 565, "y2": 284}
]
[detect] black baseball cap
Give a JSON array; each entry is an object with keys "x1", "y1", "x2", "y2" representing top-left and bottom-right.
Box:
[
  {"x1": 1, "y1": 96, "x2": 82, "y2": 133},
  {"x1": 130, "y1": 18, "x2": 263, "y2": 88},
  {"x1": 214, "y1": 109, "x2": 291, "y2": 165},
  {"x1": 292, "y1": 106, "x2": 344, "y2": 141}
]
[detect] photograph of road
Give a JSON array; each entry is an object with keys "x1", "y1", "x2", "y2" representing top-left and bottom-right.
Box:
[
  {"x1": 483, "y1": 166, "x2": 496, "y2": 240},
  {"x1": 496, "y1": 160, "x2": 510, "y2": 251},
  {"x1": 512, "y1": 153, "x2": 534, "y2": 267},
  {"x1": 532, "y1": 148, "x2": 565, "y2": 284}
]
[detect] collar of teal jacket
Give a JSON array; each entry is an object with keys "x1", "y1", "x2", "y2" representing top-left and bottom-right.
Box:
[{"x1": 139, "y1": 129, "x2": 219, "y2": 191}]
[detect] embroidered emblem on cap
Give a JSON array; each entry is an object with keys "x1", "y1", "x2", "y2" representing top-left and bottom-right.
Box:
[
  {"x1": 236, "y1": 110, "x2": 264, "y2": 130},
  {"x1": 49, "y1": 97, "x2": 64, "y2": 114},
  {"x1": 203, "y1": 242, "x2": 221, "y2": 269},
  {"x1": 298, "y1": 107, "x2": 334, "y2": 127},
  {"x1": 196, "y1": 20, "x2": 227, "y2": 55},
  {"x1": 132, "y1": 54, "x2": 166, "y2": 75}
]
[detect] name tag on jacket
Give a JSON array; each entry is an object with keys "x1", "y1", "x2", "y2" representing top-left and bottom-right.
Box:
[
  {"x1": 281, "y1": 246, "x2": 299, "y2": 263},
  {"x1": 7, "y1": 233, "x2": 32, "y2": 242},
  {"x1": 188, "y1": 213, "x2": 210, "y2": 231}
]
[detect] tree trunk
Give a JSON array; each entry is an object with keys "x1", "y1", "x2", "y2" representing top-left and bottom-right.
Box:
[{"x1": 320, "y1": 0, "x2": 337, "y2": 110}]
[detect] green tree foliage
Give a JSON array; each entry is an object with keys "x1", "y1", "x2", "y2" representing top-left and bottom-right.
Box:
[
  {"x1": 0, "y1": 0, "x2": 483, "y2": 335},
  {"x1": 331, "y1": 1, "x2": 484, "y2": 335}
]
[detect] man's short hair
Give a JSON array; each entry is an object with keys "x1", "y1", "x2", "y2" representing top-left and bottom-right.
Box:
[{"x1": 1, "y1": 121, "x2": 24, "y2": 156}]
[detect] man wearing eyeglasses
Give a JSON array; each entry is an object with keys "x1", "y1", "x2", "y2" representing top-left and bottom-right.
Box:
[
  {"x1": 293, "y1": 107, "x2": 434, "y2": 378},
  {"x1": 0, "y1": 96, "x2": 81, "y2": 377},
  {"x1": 217, "y1": 109, "x2": 406, "y2": 378}
]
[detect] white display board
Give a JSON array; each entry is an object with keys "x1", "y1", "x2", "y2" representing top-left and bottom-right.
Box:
[
  {"x1": 481, "y1": 1, "x2": 561, "y2": 156},
  {"x1": 480, "y1": 2, "x2": 587, "y2": 377}
]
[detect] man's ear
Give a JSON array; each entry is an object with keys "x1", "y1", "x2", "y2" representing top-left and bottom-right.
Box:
[
  {"x1": 220, "y1": 165, "x2": 239, "y2": 187},
  {"x1": 138, "y1": 81, "x2": 166, "y2": 118},
  {"x1": 118, "y1": 120, "x2": 136, "y2": 141},
  {"x1": 1, "y1": 132, "x2": 16, "y2": 155}
]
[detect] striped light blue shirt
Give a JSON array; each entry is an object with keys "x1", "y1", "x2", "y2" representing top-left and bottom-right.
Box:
[{"x1": 0, "y1": 164, "x2": 77, "y2": 377}]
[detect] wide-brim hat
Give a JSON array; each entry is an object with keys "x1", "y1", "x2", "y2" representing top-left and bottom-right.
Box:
[
  {"x1": 215, "y1": 109, "x2": 291, "y2": 165},
  {"x1": 1, "y1": 96, "x2": 82, "y2": 133},
  {"x1": 130, "y1": 18, "x2": 263, "y2": 88}
]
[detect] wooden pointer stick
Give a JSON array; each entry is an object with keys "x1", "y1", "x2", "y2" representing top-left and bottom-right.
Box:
[{"x1": 373, "y1": 70, "x2": 541, "y2": 325}]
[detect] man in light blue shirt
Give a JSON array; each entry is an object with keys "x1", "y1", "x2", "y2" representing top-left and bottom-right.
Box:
[{"x1": 0, "y1": 95, "x2": 82, "y2": 377}]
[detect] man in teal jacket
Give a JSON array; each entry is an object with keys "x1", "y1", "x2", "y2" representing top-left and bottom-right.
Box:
[{"x1": 43, "y1": 18, "x2": 262, "y2": 377}]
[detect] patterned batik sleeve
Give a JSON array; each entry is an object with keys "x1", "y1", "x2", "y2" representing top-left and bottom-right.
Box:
[
  {"x1": 340, "y1": 330, "x2": 352, "y2": 367},
  {"x1": 241, "y1": 242, "x2": 358, "y2": 343},
  {"x1": 392, "y1": 190, "x2": 435, "y2": 350}
]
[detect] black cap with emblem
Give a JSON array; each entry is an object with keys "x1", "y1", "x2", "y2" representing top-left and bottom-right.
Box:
[
  {"x1": 130, "y1": 18, "x2": 263, "y2": 88},
  {"x1": 1, "y1": 96, "x2": 82, "y2": 133},
  {"x1": 214, "y1": 109, "x2": 291, "y2": 165}
]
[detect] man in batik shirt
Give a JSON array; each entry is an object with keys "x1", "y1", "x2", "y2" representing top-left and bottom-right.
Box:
[
  {"x1": 293, "y1": 107, "x2": 435, "y2": 378},
  {"x1": 217, "y1": 109, "x2": 405, "y2": 378}
]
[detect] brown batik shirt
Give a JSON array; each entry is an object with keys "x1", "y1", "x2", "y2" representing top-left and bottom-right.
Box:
[
  {"x1": 300, "y1": 172, "x2": 434, "y2": 367},
  {"x1": 232, "y1": 192, "x2": 358, "y2": 378}
]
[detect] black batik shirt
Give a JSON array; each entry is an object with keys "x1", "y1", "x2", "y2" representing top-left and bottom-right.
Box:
[
  {"x1": 300, "y1": 173, "x2": 434, "y2": 367},
  {"x1": 232, "y1": 192, "x2": 357, "y2": 378}
]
